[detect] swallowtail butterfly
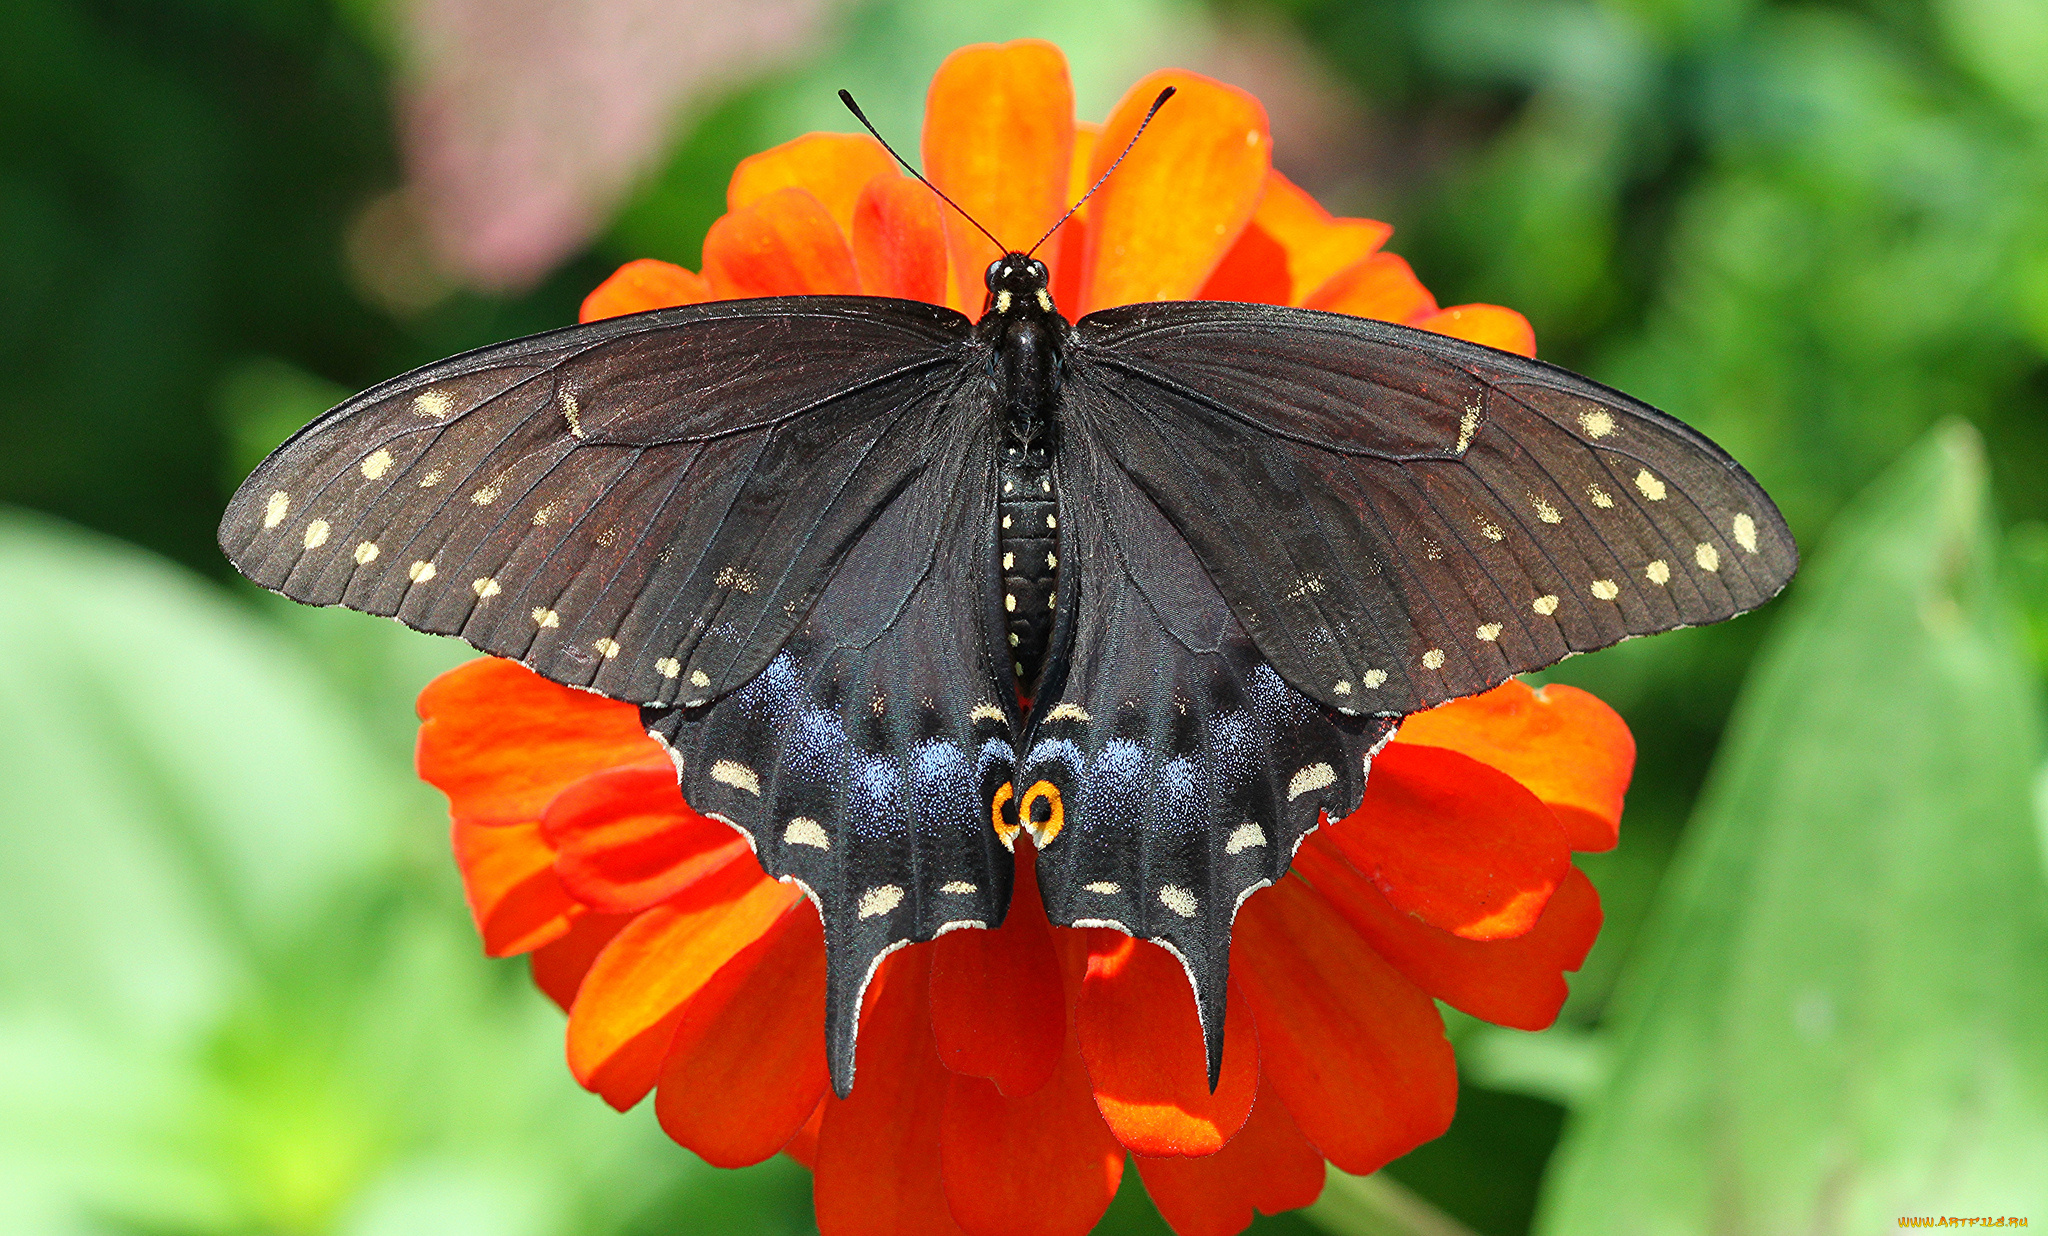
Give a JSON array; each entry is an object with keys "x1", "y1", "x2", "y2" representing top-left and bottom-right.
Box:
[{"x1": 221, "y1": 95, "x2": 1794, "y2": 1095}]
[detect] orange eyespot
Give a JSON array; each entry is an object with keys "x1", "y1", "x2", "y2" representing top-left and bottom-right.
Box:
[
  {"x1": 990, "y1": 782, "x2": 1019, "y2": 849},
  {"x1": 1020, "y1": 780, "x2": 1064, "y2": 845}
]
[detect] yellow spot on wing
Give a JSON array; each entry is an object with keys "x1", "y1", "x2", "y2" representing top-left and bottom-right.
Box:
[
  {"x1": 409, "y1": 560, "x2": 436, "y2": 583},
  {"x1": 1634, "y1": 469, "x2": 1667, "y2": 501},
  {"x1": 1288, "y1": 763, "x2": 1336, "y2": 800},
  {"x1": 472, "y1": 577, "x2": 500, "y2": 598},
  {"x1": 784, "y1": 818, "x2": 829, "y2": 849},
  {"x1": 263, "y1": 491, "x2": 289, "y2": 528},
  {"x1": 412, "y1": 389, "x2": 453, "y2": 419},
  {"x1": 1695, "y1": 542, "x2": 1721, "y2": 571},
  {"x1": 1158, "y1": 885, "x2": 1198, "y2": 917},
  {"x1": 1476, "y1": 622, "x2": 1503, "y2": 641},
  {"x1": 531, "y1": 607, "x2": 559, "y2": 628},
  {"x1": 1226, "y1": 823, "x2": 1267, "y2": 854},
  {"x1": 1421, "y1": 648, "x2": 1446, "y2": 669},
  {"x1": 353, "y1": 541, "x2": 379, "y2": 565},
  {"x1": 360, "y1": 449, "x2": 393, "y2": 480},
  {"x1": 1590, "y1": 579, "x2": 1620, "y2": 600},
  {"x1": 1532, "y1": 594, "x2": 1560, "y2": 615},
  {"x1": 655, "y1": 657, "x2": 680, "y2": 678},
  {"x1": 1733, "y1": 513, "x2": 1758, "y2": 553},
  {"x1": 1645, "y1": 560, "x2": 1671, "y2": 585},
  {"x1": 303, "y1": 520, "x2": 330, "y2": 549},
  {"x1": 858, "y1": 885, "x2": 904, "y2": 918},
  {"x1": 1577, "y1": 409, "x2": 1616, "y2": 439},
  {"x1": 593, "y1": 637, "x2": 621, "y2": 659},
  {"x1": 709, "y1": 759, "x2": 760, "y2": 796}
]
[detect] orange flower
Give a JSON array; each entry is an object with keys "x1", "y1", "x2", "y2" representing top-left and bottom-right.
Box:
[{"x1": 431, "y1": 40, "x2": 1618, "y2": 1236}]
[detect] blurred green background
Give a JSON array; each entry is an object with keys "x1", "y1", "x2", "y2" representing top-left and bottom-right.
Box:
[{"x1": 4, "y1": 0, "x2": 2047, "y2": 1233}]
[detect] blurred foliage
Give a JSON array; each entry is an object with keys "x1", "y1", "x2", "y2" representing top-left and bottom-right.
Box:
[{"x1": 3, "y1": 0, "x2": 2047, "y2": 1234}]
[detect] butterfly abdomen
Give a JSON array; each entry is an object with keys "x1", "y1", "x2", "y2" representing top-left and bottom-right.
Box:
[{"x1": 999, "y1": 455, "x2": 1059, "y2": 687}]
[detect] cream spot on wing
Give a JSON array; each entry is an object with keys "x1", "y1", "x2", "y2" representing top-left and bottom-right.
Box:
[
  {"x1": 783, "y1": 818, "x2": 830, "y2": 850},
  {"x1": 531, "y1": 608, "x2": 559, "y2": 628},
  {"x1": 1695, "y1": 542, "x2": 1721, "y2": 571},
  {"x1": 1084, "y1": 881, "x2": 1121, "y2": 895},
  {"x1": 1046, "y1": 702, "x2": 1091, "y2": 722},
  {"x1": 409, "y1": 560, "x2": 436, "y2": 583},
  {"x1": 1591, "y1": 579, "x2": 1620, "y2": 601},
  {"x1": 1532, "y1": 495, "x2": 1563, "y2": 524},
  {"x1": 360, "y1": 449, "x2": 394, "y2": 480},
  {"x1": 1288, "y1": 762, "x2": 1336, "y2": 801},
  {"x1": 942, "y1": 880, "x2": 978, "y2": 894},
  {"x1": 714, "y1": 565, "x2": 759, "y2": 594},
  {"x1": 352, "y1": 541, "x2": 379, "y2": 565},
  {"x1": 1421, "y1": 648, "x2": 1446, "y2": 670},
  {"x1": 1362, "y1": 669, "x2": 1389, "y2": 689},
  {"x1": 1646, "y1": 559, "x2": 1671, "y2": 585},
  {"x1": 559, "y1": 390, "x2": 584, "y2": 437},
  {"x1": 1333, "y1": 680, "x2": 1352, "y2": 696},
  {"x1": 858, "y1": 885, "x2": 904, "y2": 918},
  {"x1": 710, "y1": 760, "x2": 761, "y2": 796},
  {"x1": 1733, "y1": 513, "x2": 1758, "y2": 553},
  {"x1": 263, "y1": 491, "x2": 289, "y2": 528},
  {"x1": 1532, "y1": 594, "x2": 1560, "y2": 616},
  {"x1": 1634, "y1": 469, "x2": 1667, "y2": 501},
  {"x1": 303, "y1": 520, "x2": 330, "y2": 549},
  {"x1": 656, "y1": 657, "x2": 680, "y2": 678},
  {"x1": 689, "y1": 669, "x2": 711, "y2": 688},
  {"x1": 1587, "y1": 483, "x2": 1614, "y2": 509},
  {"x1": 1158, "y1": 885, "x2": 1199, "y2": 918},
  {"x1": 970, "y1": 703, "x2": 1006, "y2": 724},
  {"x1": 1456, "y1": 402, "x2": 1481, "y2": 453},
  {"x1": 470, "y1": 484, "x2": 501, "y2": 506},
  {"x1": 1477, "y1": 517, "x2": 1505, "y2": 542},
  {"x1": 1578, "y1": 409, "x2": 1616, "y2": 439},
  {"x1": 531, "y1": 502, "x2": 564, "y2": 527},
  {"x1": 417, "y1": 469, "x2": 444, "y2": 488},
  {"x1": 1476, "y1": 622, "x2": 1503, "y2": 641},
  {"x1": 472, "y1": 577, "x2": 500, "y2": 598},
  {"x1": 413, "y1": 389, "x2": 453, "y2": 419},
  {"x1": 593, "y1": 637, "x2": 621, "y2": 659},
  {"x1": 1226, "y1": 823, "x2": 1267, "y2": 854}
]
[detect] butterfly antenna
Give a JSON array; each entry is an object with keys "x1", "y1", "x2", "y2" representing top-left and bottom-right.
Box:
[
  {"x1": 1024, "y1": 86, "x2": 1176, "y2": 259},
  {"x1": 839, "y1": 89, "x2": 1007, "y2": 254}
]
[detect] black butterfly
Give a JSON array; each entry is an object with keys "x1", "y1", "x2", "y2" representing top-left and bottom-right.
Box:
[{"x1": 220, "y1": 111, "x2": 1793, "y2": 1098}]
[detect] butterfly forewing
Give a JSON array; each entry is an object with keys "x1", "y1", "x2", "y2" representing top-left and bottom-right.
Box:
[{"x1": 220, "y1": 297, "x2": 974, "y2": 706}]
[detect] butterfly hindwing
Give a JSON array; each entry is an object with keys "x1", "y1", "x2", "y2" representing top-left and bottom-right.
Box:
[
  {"x1": 643, "y1": 385, "x2": 1017, "y2": 1096},
  {"x1": 219, "y1": 297, "x2": 973, "y2": 708},
  {"x1": 1022, "y1": 421, "x2": 1400, "y2": 1080},
  {"x1": 1071, "y1": 301, "x2": 1797, "y2": 716}
]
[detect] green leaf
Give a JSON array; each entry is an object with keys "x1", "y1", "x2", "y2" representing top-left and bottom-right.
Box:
[{"x1": 1537, "y1": 422, "x2": 2048, "y2": 1231}]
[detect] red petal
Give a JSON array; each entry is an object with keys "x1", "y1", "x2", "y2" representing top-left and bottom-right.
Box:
[
  {"x1": 580, "y1": 258, "x2": 712, "y2": 323},
  {"x1": 929, "y1": 847, "x2": 1066, "y2": 1097},
  {"x1": 1301, "y1": 251, "x2": 1437, "y2": 323},
  {"x1": 1134, "y1": 1078, "x2": 1326, "y2": 1236},
  {"x1": 702, "y1": 186, "x2": 860, "y2": 299},
  {"x1": 1078, "y1": 72, "x2": 1270, "y2": 313},
  {"x1": 417, "y1": 657, "x2": 663, "y2": 828},
  {"x1": 530, "y1": 909, "x2": 634, "y2": 1013},
  {"x1": 1294, "y1": 840, "x2": 1601, "y2": 1030},
  {"x1": 1233, "y1": 878, "x2": 1456, "y2": 1176},
  {"x1": 1197, "y1": 218, "x2": 1290, "y2": 304},
  {"x1": 1411, "y1": 303, "x2": 1536, "y2": 357},
  {"x1": 1394, "y1": 679, "x2": 1634, "y2": 852},
  {"x1": 1076, "y1": 931, "x2": 1258, "y2": 1156},
  {"x1": 541, "y1": 765, "x2": 752, "y2": 914},
  {"x1": 850, "y1": 173, "x2": 951, "y2": 303},
  {"x1": 1323, "y1": 743, "x2": 1570, "y2": 941},
  {"x1": 814, "y1": 949, "x2": 967, "y2": 1236},
  {"x1": 940, "y1": 1035, "x2": 1123, "y2": 1236},
  {"x1": 1201, "y1": 170, "x2": 1392, "y2": 306},
  {"x1": 922, "y1": 41, "x2": 1075, "y2": 312},
  {"x1": 728, "y1": 133, "x2": 897, "y2": 241},
  {"x1": 450, "y1": 818, "x2": 577, "y2": 956},
  {"x1": 784, "y1": 1100, "x2": 826, "y2": 1169},
  {"x1": 1048, "y1": 124, "x2": 1097, "y2": 313},
  {"x1": 656, "y1": 902, "x2": 830, "y2": 1167},
  {"x1": 565, "y1": 863, "x2": 798, "y2": 1110}
]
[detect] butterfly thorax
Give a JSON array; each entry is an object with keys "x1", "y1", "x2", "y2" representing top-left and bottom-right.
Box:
[{"x1": 980, "y1": 253, "x2": 1067, "y2": 690}]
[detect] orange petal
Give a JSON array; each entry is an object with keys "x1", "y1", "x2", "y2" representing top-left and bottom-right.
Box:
[
  {"x1": 922, "y1": 41, "x2": 1076, "y2": 312},
  {"x1": 728, "y1": 133, "x2": 897, "y2": 241},
  {"x1": 939, "y1": 1036, "x2": 1123, "y2": 1236},
  {"x1": 1322, "y1": 743, "x2": 1570, "y2": 941},
  {"x1": 1233, "y1": 878, "x2": 1456, "y2": 1176},
  {"x1": 850, "y1": 173, "x2": 951, "y2": 303},
  {"x1": 702, "y1": 186, "x2": 860, "y2": 299},
  {"x1": 541, "y1": 765, "x2": 752, "y2": 914},
  {"x1": 1412, "y1": 303, "x2": 1536, "y2": 356},
  {"x1": 1049, "y1": 124, "x2": 1098, "y2": 312},
  {"x1": 784, "y1": 1099, "x2": 826, "y2": 1170},
  {"x1": 417, "y1": 657, "x2": 663, "y2": 828},
  {"x1": 1255, "y1": 171, "x2": 1394, "y2": 304},
  {"x1": 1076, "y1": 931, "x2": 1258, "y2": 1156},
  {"x1": 657, "y1": 902, "x2": 830, "y2": 1167},
  {"x1": 530, "y1": 909, "x2": 634, "y2": 1013},
  {"x1": 814, "y1": 949, "x2": 968, "y2": 1236},
  {"x1": 565, "y1": 863, "x2": 798, "y2": 1110},
  {"x1": 1295, "y1": 840, "x2": 1601, "y2": 1030},
  {"x1": 1134, "y1": 1077, "x2": 1326, "y2": 1236},
  {"x1": 1302, "y1": 251, "x2": 1437, "y2": 323},
  {"x1": 580, "y1": 258, "x2": 713, "y2": 323},
  {"x1": 1078, "y1": 71, "x2": 1271, "y2": 314},
  {"x1": 450, "y1": 818, "x2": 578, "y2": 956},
  {"x1": 1393, "y1": 679, "x2": 1634, "y2": 852},
  {"x1": 1196, "y1": 218, "x2": 1290, "y2": 304},
  {"x1": 930, "y1": 847, "x2": 1066, "y2": 1097}
]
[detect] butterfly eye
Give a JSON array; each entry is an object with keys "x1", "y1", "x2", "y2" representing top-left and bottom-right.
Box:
[{"x1": 984, "y1": 257, "x2": 1009, "y2": 291}]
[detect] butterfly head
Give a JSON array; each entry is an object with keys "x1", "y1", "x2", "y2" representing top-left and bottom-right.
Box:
[{"x1": 985, "y1": 253, "x2": 1054, "y2": 317}]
